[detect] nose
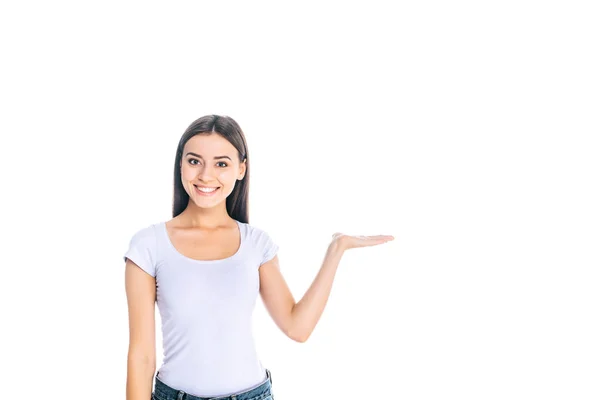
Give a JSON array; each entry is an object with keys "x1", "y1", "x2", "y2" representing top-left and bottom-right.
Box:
[{"x1": 197, "y1": 164, "x2": 217, "y2": 182}]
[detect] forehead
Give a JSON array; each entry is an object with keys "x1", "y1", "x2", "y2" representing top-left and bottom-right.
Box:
[{"x1": 183, "y1": 134, "x2": 237, "y2": 155}]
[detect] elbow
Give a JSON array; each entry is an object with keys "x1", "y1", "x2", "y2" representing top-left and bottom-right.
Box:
[
  {"x1": 288, "y1": 329, "x2": 310, "y2": 343},
  {"x1": 291, "y1": 334, "x2": 308, "y2": 343},
  {"x1": 297, "y1": 335, "x2": 309, "y2": 343},
  {"x1": 128, "y1": 348, "x2": 156, "y2": 369},
  {"x1": 288, "y1": 307, "x2": 311, "y2": 342}
]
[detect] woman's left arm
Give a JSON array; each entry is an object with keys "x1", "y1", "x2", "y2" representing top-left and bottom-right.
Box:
[{"x1": 259, "y1": 232, "x2": 394, "y2": 343}]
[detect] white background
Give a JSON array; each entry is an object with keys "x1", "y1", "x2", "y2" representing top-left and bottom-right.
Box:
[{"x1": 1, "y1": 1, "x2": 598, "y2": 399}]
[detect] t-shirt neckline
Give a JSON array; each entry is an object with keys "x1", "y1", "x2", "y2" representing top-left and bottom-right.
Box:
[{"x1": 161, "y1": 219, "x2": 245, "y2": 263}]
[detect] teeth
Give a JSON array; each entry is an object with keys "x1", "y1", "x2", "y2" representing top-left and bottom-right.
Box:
[{"x1": 196, "y1": 186, "x2": 218, "y2": 193}]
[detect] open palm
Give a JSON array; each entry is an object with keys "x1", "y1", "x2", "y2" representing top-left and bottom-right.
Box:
[{"x1": 332, "y1": 232, "x2": 395, "y2": 251}]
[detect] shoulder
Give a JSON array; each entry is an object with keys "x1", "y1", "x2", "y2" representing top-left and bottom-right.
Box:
[
  {"x1": 125, "y1": 222, "x2": 162, "y2": 256},
  {"x1": 129, "y1": 222, "x2": 159, "y2": 243},
  {"x1": 124, "y1": 222, "x2": 161, "y2": 277},
  {"x1": 242, "y1": 221, "x2": 279, "y2": 265},
  {"x1": 242, "y1": 221, "x2": 275, "y2": 241}
]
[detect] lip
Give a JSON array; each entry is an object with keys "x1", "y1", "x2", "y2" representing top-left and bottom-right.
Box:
[{"x1": 194, "y1": 185, "x2": 220, "y2": 196}]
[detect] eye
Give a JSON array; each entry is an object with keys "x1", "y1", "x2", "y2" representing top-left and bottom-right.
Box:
[{"x1": 187, "y1": 159, "x2": 228, "y2": 168}]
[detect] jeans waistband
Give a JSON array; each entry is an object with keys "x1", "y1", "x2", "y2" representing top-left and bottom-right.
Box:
[{"x1": 153, "y1": 369, "x2": 273, "y2": 400}]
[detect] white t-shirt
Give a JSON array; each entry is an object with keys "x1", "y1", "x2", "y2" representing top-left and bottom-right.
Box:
[{"x1": 123, "y1": 219, "x2": 279, "y2": 397}]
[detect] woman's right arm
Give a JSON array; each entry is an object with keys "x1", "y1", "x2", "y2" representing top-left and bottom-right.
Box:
[{"x1": 125, "y1": 258, "x2": 157, "y2": 400}]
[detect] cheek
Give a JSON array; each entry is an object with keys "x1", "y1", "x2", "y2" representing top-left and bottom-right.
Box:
[
  {"x1": 213, "y1": 170, "x2": 235, "y2": 185},
  {"x1": 215, "y1": 170, "x2": 235, "y2": 182},
  {"x1": 181, "y1": 167, "x2": 197, "y2": 181},
  {"x1": 181, "y1": 169, "x2": 194, "y2": 181}
]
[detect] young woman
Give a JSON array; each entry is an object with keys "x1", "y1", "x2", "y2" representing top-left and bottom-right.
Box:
[{"x1": 124, "y1": 114, "x2": 394, "y2": 400}]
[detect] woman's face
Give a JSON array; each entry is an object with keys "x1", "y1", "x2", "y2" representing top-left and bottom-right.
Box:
[{"x1": 180, "y1": 133, "x2": 246, "y2": 207}]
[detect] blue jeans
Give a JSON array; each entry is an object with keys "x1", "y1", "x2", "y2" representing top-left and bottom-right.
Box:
[{"x1": 152, "y1": 369, "x2": 275, "y2": 400}]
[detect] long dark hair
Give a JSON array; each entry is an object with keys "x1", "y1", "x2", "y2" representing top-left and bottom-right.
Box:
[{"x1": 172, "y1": 115, "x2": 250, "y2": 223}]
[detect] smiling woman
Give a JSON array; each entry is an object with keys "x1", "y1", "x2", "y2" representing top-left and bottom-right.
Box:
[
  {"x1": 123, "y1": 114, "x2": 393, "y2": 400},
  {"x1": 176, "y1": 128, "x2": 247, "y2": 216}
]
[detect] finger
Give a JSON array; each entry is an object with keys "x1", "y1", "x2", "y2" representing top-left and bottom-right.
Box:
[
  {"x1": 355, "y1": 239, "x2": 391, "y2": 248},
  {"x1": 360, "y1": 235, "x2": 394, "y2": 240},
  {"x1": 354, "y1": 236, "x2": 393, "y2": 244}
]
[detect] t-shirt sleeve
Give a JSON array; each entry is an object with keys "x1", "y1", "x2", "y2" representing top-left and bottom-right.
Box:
[
  {"x1": 259, "y1": 230, "x2": 279, "y2": 266},
  {"x1": 123, "y1": 226, "x2": 157, "y2": 277}
]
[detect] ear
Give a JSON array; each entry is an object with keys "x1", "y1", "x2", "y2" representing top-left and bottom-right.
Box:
[{"x1": 239, "y1": 158, "x2": 247, "y2": 180}]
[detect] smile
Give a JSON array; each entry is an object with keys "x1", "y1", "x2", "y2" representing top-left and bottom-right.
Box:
[{"x1": 194, "y1": 185, "x2": 220, "y2": 196}]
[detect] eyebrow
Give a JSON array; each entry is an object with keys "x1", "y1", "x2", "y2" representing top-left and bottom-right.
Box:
[{"x1": 185, "y1": 152, "x2": 232, "y2": 161}]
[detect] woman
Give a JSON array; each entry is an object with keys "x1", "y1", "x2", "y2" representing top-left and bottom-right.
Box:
[{"x1": 124, "y1": 115, "x2": 394, "y2": 400}]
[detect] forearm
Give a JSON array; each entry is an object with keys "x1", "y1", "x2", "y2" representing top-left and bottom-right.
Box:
[
  {"x1": 290, "y1": 241, "x2": 345, "y2": 342},
  {"x1": 126, "y1": 355, "x2": 155, "y2": 400}
]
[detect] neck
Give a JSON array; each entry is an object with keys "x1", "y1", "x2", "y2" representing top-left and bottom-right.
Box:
[{"x1": 178, "y1": 202, "x2": 232, "y2": 229}]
